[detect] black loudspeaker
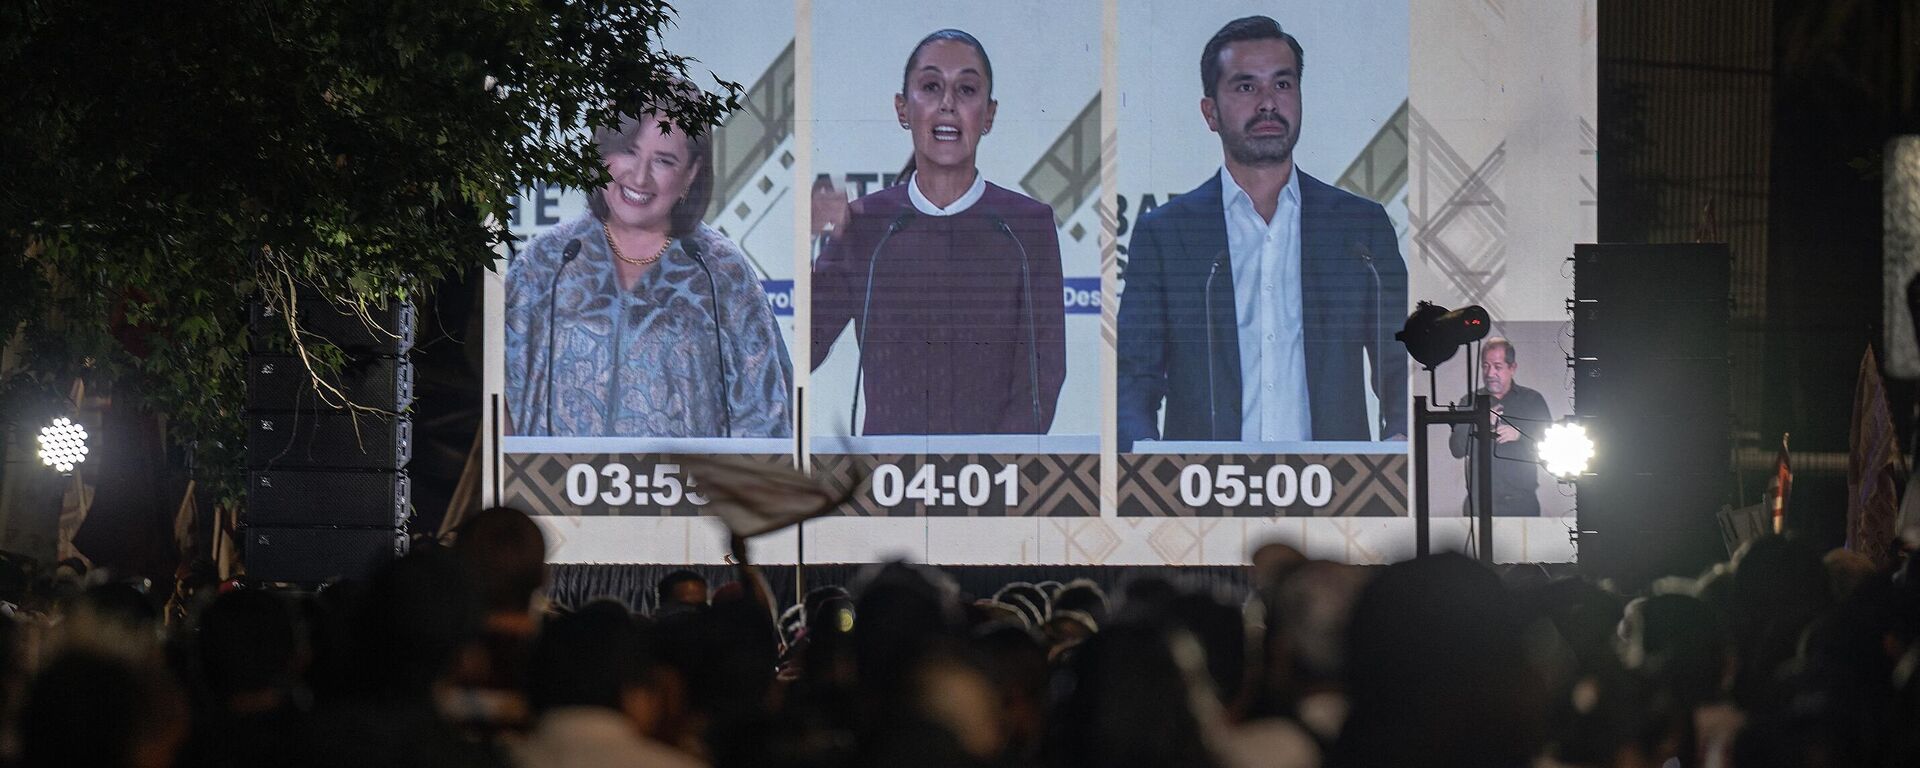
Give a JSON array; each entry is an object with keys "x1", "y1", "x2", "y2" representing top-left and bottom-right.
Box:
[
  {"x1": 247, "y1": 411, "x2": 411, "y2": 470},
  {"x1": 247, "y1": 354, "x2": 414, "y2": 413},
  {"x1": 250, "y1": 299, "x2": 416, "y2": 355},
  {"x1": 244, "y1": 526, "x2": 409, "y2": 584},
  {"x1": 1572, "y1": 300, "x2": 1729, "y2": 360},
  {"x1": 1573, "y1": 243, "x2": 1731, "y2": 586},
  {"x1": 247, "y1": 470, "x2": 409, "y2": 527},
  {"x1": 1572, "y1": 357, "x2": 1732, "y2": 421},
  {"x1": 1572, "y1": 244, "x2": 1729, "y2": 302},
  {"x1": 245, "y1": 296, "x2": 415, "y2": 584}
]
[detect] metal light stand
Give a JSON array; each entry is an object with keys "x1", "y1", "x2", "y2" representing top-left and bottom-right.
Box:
[{"x1": 1413, "y1": 391, "x2": 1495, "y2": 562}]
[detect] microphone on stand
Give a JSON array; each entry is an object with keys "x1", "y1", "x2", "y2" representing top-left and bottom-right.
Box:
[
  {"x1": 992, "y1": 217, "x2": 1044, "y2": 433},
  {"x1": 1352, "y1": 238, "x2": 1385, "y2": 438},
  {"x1": 544, "y1": 238, "x2": 583, "y2": 436},
  {"x1": 851, "y1": 211, "x2": 916, "y2": 435},
  {"x1": 683, "y1": 237, "x2": 735, "y2": 438},
  {"x1": 1204, "y1": 250, "x2": 1229, "y2": 441}
]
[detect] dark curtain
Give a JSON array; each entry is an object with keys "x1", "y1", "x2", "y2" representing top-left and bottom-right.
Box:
[{"x1": 547, "y1": 564, "x2": 1257, "y2": 615}]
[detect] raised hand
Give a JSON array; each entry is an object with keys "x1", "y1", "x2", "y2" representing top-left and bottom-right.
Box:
[{"x1": 811, "y1": 177, "x2": 850, "y2": 239}]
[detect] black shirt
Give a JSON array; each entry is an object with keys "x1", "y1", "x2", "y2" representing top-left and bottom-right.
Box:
[{"x1": 1448, "y1": 383, "x2": 1552, "y2": 509}]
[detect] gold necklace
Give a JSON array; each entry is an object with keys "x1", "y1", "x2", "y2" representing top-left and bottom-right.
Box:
[{"x1": 605, "y1": 223, "x2": 670, "y2": 266}]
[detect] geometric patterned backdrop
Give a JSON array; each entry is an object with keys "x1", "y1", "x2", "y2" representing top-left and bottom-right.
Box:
[
  {"x1": 1886, "y1": 137, "x2": 1920, "y2": 377},
  {"x1": 1408, "y1": 106, "x2": 1509, "y2": 316}
]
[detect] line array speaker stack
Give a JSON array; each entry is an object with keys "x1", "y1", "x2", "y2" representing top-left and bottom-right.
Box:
[
  {"x1": 1573, "y1": 244, "x2": 1731, "y2": 586},
  {"x1": 244, "y1": 298, "x2": 416, "y2": 584}
]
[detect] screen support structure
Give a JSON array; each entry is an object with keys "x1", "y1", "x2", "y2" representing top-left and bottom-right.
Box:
[{"x1": 1413, "y1": 393, "x2": 1495, "y2": 562}]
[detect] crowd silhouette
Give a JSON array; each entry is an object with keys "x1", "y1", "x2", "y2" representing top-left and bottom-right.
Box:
[{"x1": 3, "y1": 506, "x2": 1916, "y2": 768}]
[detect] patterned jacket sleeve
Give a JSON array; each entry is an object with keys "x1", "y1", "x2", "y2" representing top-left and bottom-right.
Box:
[
  {"x1": 503, "y1": 239, "x2": 553, "y2": 436},
  {"x1": 700, "y1": 226, "x2": 794, "y2": 438}
]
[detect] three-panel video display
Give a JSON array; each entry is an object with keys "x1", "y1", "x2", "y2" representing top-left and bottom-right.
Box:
[{"x1": 486, "y1": 0, "x2": 1593, "y2": 565}]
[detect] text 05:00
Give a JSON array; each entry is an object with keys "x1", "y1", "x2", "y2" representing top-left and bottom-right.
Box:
[
  {"x1": 1177, "y1": 463, "x2": 1334, "y2": 509},
  {"x1": 564, "y1": 463, "x2": 710, "y2": 508}
]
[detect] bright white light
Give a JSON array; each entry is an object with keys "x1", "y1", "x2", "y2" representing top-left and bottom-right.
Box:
[
  {"x1": 1540, "y1": 421, "x2": 1594, "y2": 481},
  {"x1": 36, "y1": 417, "x2": 89, "y2": 474}
]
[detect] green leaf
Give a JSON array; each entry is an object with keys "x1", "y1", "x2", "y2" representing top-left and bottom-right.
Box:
[{"x1": 2, "y1": 0, "x2": 742, "y2": 512}]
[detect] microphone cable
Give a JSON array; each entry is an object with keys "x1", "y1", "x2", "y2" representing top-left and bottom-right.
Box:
[
  {"x1": 683, "y1": 237, "x2": 735, "y2": 438},
  {"x1": 1204, "y1": 251, "x2": 1229, "y2": 441},
  {"x1": 851, "y1": 211, "x2": 915, "y2": 435},
  {"x1": 1354, "y1": 239, "x2": 1386, "y2": 438},
  {"x1": 544, "y1": 238, "x2": 584, "y2": 436}
]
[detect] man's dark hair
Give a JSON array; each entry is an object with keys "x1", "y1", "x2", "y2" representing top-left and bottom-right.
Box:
[
  {"x1": 195, "y1": 589, "x2": 303, "y2": 702},
  {"x1": 1044, "y1": 625, "x2": 1219, "y2": 768},
  {"x1": 970, "y1": 621, "x2": 1048, "y2": 713},
  {"x1": 528, "y1": 600, "x2": 658, "y2": 713},
  {"x1": 853, "y1": 562, "x2": 964, "y2": 703},
  {"x1": 21, "y1": 650, "x2": 183, "y2": 768},
  {"x1": 658, "y1": 596, "x2": 781, "y2": 727},
  {"x1": 453, "y1": 506, "x2": 548, "y2": 615},
  {"x1": 1166, "y1": 587, "x2": 1247, "y2": 707},
  {"x1": 656, "y1": 569, "x2": 708, "y2": 609},
  {"x1": 1200, "y1": 16, "x2": 1305, "y2": 100},
  {"x1": 1631, "y1": 594, "x2": 1728, "y2": 707},
  {"x1": 1333, "y1": 554, "x2": 1542, "y2": 767},
  {"x1": 81, "y1": 582, "x2": 162, "y2": 629},
  {"x1": 1484, "y1": 337, "x2": 1517, "y2": 367},
  {"x1": 346, "y1": 548, "x2": 483, "y2": 700}
]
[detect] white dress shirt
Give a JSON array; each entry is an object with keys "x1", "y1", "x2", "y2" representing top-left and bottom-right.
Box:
[
  {"x1": 1220, "y1": 166, "x2": 1310, "y2": 441},
  {"x1": 906, "y1": 171, "x2": 987, "y2": 216}
]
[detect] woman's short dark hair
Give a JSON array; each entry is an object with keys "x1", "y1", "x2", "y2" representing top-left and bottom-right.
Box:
[
  {"x1": 1201, "y1": 16, "x2": 1305, "y2": 100},
  {"x1": 587, "y1": 109, "x2": 715, "y2": 238},
  {"x1": 901, "y1": 28, "x2": 994, "y2": 98}
]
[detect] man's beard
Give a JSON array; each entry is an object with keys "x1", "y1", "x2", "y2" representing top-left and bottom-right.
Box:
[{"x1": 1224, "y1": 116, "x2": 1296, "y2": 167}]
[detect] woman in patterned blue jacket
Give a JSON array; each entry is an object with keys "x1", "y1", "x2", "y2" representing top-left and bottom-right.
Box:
[{"x1": 506, "y1": 110, "x2": 792, "y2": 438}]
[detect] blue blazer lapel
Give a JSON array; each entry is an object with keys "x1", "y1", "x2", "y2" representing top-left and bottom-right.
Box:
[
  {"x1": 1299, "y1": 171, "x2": 1339, "y2": 369},
  {"x1": 1184, "y1": 176, "x2": 1240, "y2": 440},
  {"x1": 1298, "y1": 171, "x2": 1365, "y2": 439}
]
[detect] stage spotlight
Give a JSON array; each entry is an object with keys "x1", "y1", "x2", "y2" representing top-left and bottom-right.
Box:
[
  {"x1": 1540, "y1": 420, "x2": 1593, "y2": 481},
  {"x1": 1395, "y1": 302, "x2": 1490, "y2": 368},
  {"x1": 37, "y1": 417, "x2": 89, "y2": 474}
]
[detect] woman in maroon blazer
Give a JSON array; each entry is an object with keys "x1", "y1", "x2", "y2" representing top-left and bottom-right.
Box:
[{"x1": 811, "y1": 29, "x2": 1067, "y2": 436}]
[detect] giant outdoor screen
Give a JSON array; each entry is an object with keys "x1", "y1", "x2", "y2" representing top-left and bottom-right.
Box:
[{"x1": 482, "y1": 0, "x2": 1597, "y2": 566}]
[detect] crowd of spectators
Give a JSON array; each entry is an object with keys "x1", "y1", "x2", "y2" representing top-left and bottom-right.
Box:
[{"x1": 3, "y1": 506, "x2": 1917, "y2": 768}]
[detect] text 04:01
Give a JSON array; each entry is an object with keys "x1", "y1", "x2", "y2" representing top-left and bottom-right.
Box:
[
  {"x1": 871, "y1": 464, "x2": 1021, "y2": 508},
  {"x1": 1177, "y1": 463, "x2": 1334, "y2": 509}
]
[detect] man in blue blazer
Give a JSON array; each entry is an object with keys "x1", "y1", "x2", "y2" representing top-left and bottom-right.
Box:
[{"x1": 1116, "y1": 16, "x2": 1408, "y2": 452}]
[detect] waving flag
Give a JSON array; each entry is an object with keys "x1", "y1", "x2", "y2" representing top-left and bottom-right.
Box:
[{"x1": 1847, "y1": 347, "x2": 1907, "y2": 569}]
